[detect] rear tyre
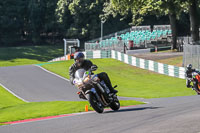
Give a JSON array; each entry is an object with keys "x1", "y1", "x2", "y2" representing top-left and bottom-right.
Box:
[
  {"x1": 195, "y1": 90, "x2": 200, "y2": 95},
  {"x1": 195, "y1": 84, "x2": 200, "y2": 95},
  {"x1": 109, "y1": 96, "x2": 120, "y2": 111},
  {"x1": 87, "y1": 93, "x2": 104, "y2": 113},
  {"x1": 195, "y1": 89, "x2": 200, "y2": 95}
]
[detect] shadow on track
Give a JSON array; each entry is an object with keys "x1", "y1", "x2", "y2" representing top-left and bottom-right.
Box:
[{"x1": 105, "y1": 106, "x2": 162, "y2": 114}]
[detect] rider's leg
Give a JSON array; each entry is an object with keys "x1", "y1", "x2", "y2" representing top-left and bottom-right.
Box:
[
  {"x1": 97, "y1": 72, "x2": 118, "y2": 93},
  {"x1": 186, "y1": 79, "x2": 191, "y2": 88}
]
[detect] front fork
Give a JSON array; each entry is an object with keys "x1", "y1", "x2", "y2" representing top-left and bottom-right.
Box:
[
  {"x1": 85, "y1": 88, "x2": 107, "y2": 107},
  {"x1": 97, "y1": 82, "x2": 112, "y2": 102}
]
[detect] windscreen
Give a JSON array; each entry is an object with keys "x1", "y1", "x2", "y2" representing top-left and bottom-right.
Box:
[{"x1": 75, "y1": 69, "x2": 86, "y2": 79}]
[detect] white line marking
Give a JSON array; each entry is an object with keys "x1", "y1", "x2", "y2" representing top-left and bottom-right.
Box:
[
  {"x1": 0, "y1": 83, "x2": 29, "y2": 103},
  {"x1": 34, "y1": 65, "x2": 70, "y2": 82}
]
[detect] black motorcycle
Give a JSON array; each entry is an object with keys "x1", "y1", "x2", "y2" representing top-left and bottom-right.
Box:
[{"x1": 73, "y1": 67, "x2": 120, "y2": 113}]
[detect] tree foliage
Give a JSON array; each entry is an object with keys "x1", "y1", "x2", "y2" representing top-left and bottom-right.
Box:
[
  {"x1": 0, "y1": 0, "x2": 59, "y2": 46},
  {"x1": 0, "y1": 0, "x2": 198, "y2": 46},
  {"x1": 56, "y1": 0, "x2": 106, "y2": 41}
]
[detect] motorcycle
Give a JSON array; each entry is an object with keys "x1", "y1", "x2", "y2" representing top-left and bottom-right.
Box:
[
  {"x1": 186, "y1": 71, "x2": 200, "y2": 95},
  {"x1": 73, "y1": 67, "x2": 120, "y2": 113}
]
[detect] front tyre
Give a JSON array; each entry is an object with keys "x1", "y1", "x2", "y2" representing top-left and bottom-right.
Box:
[
  {"x1": 109, "y1": 96, "x2": 120, "y2": 111},
  {"x1": 87, "y1": 93, "x2": 104, "y2": 113}
]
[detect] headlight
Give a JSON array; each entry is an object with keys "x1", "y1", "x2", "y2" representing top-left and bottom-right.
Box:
[
  {"x1": 83, "y1": 76, "x2": 90, "y2": 83},
  {"x1": 75, "y1": 82, "x2": 84, "y2": 88}
]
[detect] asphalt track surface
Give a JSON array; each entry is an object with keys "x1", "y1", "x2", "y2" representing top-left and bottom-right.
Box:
[
  {"x1": 0, "y1": 65, "x2": 200, "y2": 133},
  {"x1": 0, "y1": 65, "x2": 80, "y2": 102}
]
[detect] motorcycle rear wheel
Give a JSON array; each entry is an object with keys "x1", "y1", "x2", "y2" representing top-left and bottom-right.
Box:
[
  {"x1": 87, "y1": 93, "x2": 104, "y2": 113},
  {"x1": 194, "y1": 84, "x2": 200, "y2": 95},
  {"x1": 109, "y1": 97, "x2": 120, "y2": 111}
]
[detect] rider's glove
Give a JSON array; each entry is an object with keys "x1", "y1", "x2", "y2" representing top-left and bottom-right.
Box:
[{"x1": 70, "y1": 77, "x2": 75, "y2": 85}]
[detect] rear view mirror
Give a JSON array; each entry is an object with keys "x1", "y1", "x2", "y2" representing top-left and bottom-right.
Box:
[{"x1": 91, "y1": 65, "x2": 98, "y2": 71}]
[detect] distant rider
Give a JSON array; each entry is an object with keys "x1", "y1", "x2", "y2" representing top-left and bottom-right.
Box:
[
  {"x1": 69, "y1": 52, "x2": 118, "y2": 98},
  {"x1": 185, "y1": 64, "x2": 197, "y2": 88}
]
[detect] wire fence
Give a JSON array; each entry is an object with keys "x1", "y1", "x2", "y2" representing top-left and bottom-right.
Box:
[
  {"x1": 183, "y1": 44, "x2": 200, "y2": 70},
  {"x1": 85, "y1": 25, "x2": 172, "y2": 52},
  {"x1": 85, "y1": 40, "x2": 129, "y2": 53}
]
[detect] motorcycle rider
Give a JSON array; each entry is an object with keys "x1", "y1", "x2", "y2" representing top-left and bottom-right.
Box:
[
  {"x1": 69, "y1": 52, "x2": 118, "y2": 99},
  {"x1": 185, "y1": 64, "x2": 197, "y2": 88}
]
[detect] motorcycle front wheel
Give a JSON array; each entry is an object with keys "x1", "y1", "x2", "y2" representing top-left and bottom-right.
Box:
[{"x1": 87, "y1": 93, "x2": 104, "y2": 113}]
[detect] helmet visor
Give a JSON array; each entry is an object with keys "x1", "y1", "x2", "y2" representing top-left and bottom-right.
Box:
[{"x1": 75, "y1": 58, "x2": 84, "y2": 63}]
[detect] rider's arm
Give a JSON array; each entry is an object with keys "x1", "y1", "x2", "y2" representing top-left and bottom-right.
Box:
[
  {"x1": 192, "y1": 69, "x2": 196, "y2": 72},
  {"x1": 84, "y1": 60, "x2": 96, "y2": 70},
  {"x1": 69, "y1": 63, "x2": 77, "y2": 85}
]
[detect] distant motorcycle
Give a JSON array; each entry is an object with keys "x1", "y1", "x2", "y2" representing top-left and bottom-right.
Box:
[
  {"x1": 73, "y1": 67, "x2": 120, "y2": 113},
  {"x1": 186, "y1": 71, "x2": 200, "y2": 95}
]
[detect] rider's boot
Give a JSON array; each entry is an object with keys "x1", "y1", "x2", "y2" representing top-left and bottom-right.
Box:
[
  {"x1": 108, "y1": 85, "x2": 118, "y2": 94},
  {"x1": 187, "y1": 84, "x2": 192, "y2": 88},
  {"x1": 111, "y1": 88, "x2": 118, "y2": 94}
]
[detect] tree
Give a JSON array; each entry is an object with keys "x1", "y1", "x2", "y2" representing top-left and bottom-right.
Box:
[
  {"x1": 108, "y1": 0, "x2": 200, "y2": 46},
  {"x1": 0, "y1": 0, "x2": 61, "y2": 46},
  {"x1": 0, "y1": 0, "x2": 28, "y2": 46},
  {"x1": 27, "y1": 0, "x2": 59, "y2": 44},
  {"x1": 176, "y1": 0, "x2": 200, "y2": 42},
  {"x1": 188, "y1": 0, "x2": 200, "y2": 42},
  {"x1": 56, "y1": 0, "x2": 106, "y2": 41},
  {"x1": 56, "y1": 0, "x2": 74, "y2": 38},
  {"x1": 56, "y1": 0, "x2": 132, "y2": 44}
]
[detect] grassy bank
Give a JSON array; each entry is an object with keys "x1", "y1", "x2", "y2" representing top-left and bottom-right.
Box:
[
  {"x1": 0, "y1": 100, "x2": 144, "y2": 124},
  {"x1": 157, "y1": 56, "x2": 183, "y2": 67},
  {"x1": 41, "y1": 58, "x2": 195, "y2": 98},
  {"x1": 0, "y1": 45, "x2": 63, "y2": 67},
  {"x1": 0, "y1": 85, "x2": 144, "y2": 124},
  {"x1": 0, "y1": 85, "x2": 25, "y2": 108}
]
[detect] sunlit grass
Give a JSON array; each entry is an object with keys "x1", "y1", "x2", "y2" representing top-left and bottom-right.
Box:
[
  {"x1": 0, "y1": 84, "x2": 144, "y2": 124},
  {"x1": 157, "y1": 56, "x2": 183, "y2": 67},
  {"x1": 0, "y1": 100, "x2": 144, "y2": 123},
  {"x1": 41, "y1": 58, "x2": 195, "y2": 98}
]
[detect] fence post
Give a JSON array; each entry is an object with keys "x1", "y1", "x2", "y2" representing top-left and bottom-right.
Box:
[{"x1": 182, "y1": 45, "x2": 185, "y2": 67}]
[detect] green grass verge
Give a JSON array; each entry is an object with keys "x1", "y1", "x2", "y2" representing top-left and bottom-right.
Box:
[
  {"x1": 0, "y1": 85, "x2": 144, "y2": 124},
  {"x1": 41, "y1": 58, "x2": 195, "y2": 98},
  {"x1": 157, "y1": 56, "x2": 183, "y2": 67},
  {"x1": 0, "y1": 86, "x2": 25, "y2": 108},
  {"x1": 0, "y1": 45, "x2": 63, "y2": 67},
  {"x1": 0, "y1": 100, "x2": 144, "y2": 123}
]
